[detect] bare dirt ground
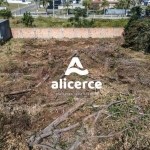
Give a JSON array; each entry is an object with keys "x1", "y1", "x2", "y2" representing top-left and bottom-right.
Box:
[{"x1": 0, "y1": 38, "x2": 150, "y2": 150}]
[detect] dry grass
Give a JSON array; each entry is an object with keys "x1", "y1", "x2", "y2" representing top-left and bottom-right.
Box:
[
  {"x1": 0, "y1": 38, "x2": 150, "y2": 150},
  {"x1": 8, "y1": 3, "x2": 27, "y2": 11}
]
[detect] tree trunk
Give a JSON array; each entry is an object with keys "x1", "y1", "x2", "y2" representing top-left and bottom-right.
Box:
[
  {"x1": 87, "y1": 7, "x2": 88, "y2": 16},
  {"x1": 104, "y1": 7, "x2": 105, "y2": 15}
]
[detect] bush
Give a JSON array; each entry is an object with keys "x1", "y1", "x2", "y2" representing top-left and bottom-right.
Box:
[
  {"x1": 68, "y1": 7, "x2": 95, "y2": 27},
  {"x1": 123, "y1": 7, "x2": 150, "y2": 52},
  {"x1": 0, "y1": 39, "x2": 4, "y2": 46},
  {"x1": 124, "y1": 19, "x2": 150, "y2": 52},
  {"x1": 74, "y1": 7, "x2": 87, "y2": 18},
  {"x1": 0, "y1": 9, "x2": 12, "y2": 19},
  {"x1": 22, "y1": 12, "x2": 34, "y2": 27},
  {"x1": 146, "y1": 5, "x2": 150, "y2": 16}
]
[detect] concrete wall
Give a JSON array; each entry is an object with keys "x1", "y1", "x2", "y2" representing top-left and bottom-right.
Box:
[
  {"x1": 0, "y1": 20, "x2": 12, "y2": 41},
  {"x1": 11, "y1": 28, "x2": 124, "y2": 39}
]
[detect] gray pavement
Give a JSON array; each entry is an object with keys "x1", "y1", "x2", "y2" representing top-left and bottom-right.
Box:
[{"x1": 12, "y1": 3, "x2": 37, "y2": 15}]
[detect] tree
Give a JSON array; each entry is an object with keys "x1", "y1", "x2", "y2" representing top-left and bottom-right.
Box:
[
  {"x1": 0, "y1": 0, "x2": 9, "y2": 6},
  {"x1": 123, "y1": 6, "x2": 150, "y2": 52},
  {"x1": 115, "y1": 0, "x2": 137, "y2": 9},
  {"x1": 115, "y1": 0, "x2": 131, "y2": 9},
  {"x1": 74, "y1": 7, "x2": 87, "y2": 20},
  {"x1": 67, "y1": 7, "x2": 95, "y2": 27},
  {"x1": 101, "y1": 0, "x2": 109, "y2": 15},
  {"x1": 90, "y1": 3, "x2": 100, "y2": 11},
  {"x1": 40, "y1": 0, "x2": 52, "y2": 13},
  {"x1": 130, "y1": 5, "x2": 142, "y2": 16},
  {"x1": 0, "y1": 9, "x2": 12, "y2": 19},
  {"x1": 126, "y1": 0, "x2": 131, "y2": 8},
  {"x1": 65, "y1": 1, "x2": 71, "y2": 15},
  {"x1": 22, "y1": 12, "x2": 34, "y2": 27},
  {"x1": 146, "y1": 5, "x2": 150, "y2": 16},
  {"x1": 82, "y1": 0, "x2": 92, "y2": 16},
  {"x1": 114, "y1": 0, "x2": 131, "y2": 16}
]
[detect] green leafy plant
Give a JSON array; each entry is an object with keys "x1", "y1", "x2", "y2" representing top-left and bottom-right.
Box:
[
  {"x1": 146, "y1": 5, "x2": 150, "y2": 16},
  {"x1": 82, "y1": 0, "x2": 92, "y2": 16},
  {"x1": 101, "y1": 0, "x2": 109, "y2": 14},
  {"x1": 0, "y1": 0, "x2": 9, "y2": 6},
  {"x1": 22, "y1": 12, "x2": 34, "y2": 27},
  {"x1": 65, "y1": 2, "x2": 71, "y2": 15},
  {"x1": 0, "y1": 9, "x2": 12, "y2": 19},
  {"x1": 123, "y1": 6, "x2": 150, "y2": 53},
  {"x1": 68, "y1": 7, "x2": 95, "y2": 27}
]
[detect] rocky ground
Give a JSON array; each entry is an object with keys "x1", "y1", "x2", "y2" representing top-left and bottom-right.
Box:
[{"x1": 0, "y1": 38, "x2": 150, "y2": 150}]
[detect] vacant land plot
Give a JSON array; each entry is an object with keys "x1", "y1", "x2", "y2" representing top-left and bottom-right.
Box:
[{"x1": 0, "y1": 38, "x2": 150, "y2": 150}]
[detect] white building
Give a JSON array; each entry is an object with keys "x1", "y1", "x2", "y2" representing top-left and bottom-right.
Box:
[
  {"x1": 144, "y1": 0, "x2": 150, "y2": 5},
  {"x1": 7, "y1": 0, "x2": 31, "y2": 4}
]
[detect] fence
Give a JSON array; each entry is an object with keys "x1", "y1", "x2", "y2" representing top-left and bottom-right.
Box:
[{"x1": 11, "y1": 28, "x2": 124, "y2": 39}]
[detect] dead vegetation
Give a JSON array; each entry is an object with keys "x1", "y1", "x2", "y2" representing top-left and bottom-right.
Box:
[{"x1": 0, "y1": 38, "x2": 150, "y2": 150}]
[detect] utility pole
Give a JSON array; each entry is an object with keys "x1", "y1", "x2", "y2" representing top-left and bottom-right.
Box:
[
  {"x1": 18, "y1": 3, "x2": 20, "y2": 15},
  {"x1": 53, "y1": 0, "x2": 55, "y2": 17}
]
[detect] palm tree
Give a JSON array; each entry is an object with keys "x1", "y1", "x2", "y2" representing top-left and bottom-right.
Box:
[
  {"x1": 129, "y1": 0, "x2": 136, "y2": 7},
  {"x1": 82, "y1": 0, "x2": 92, "y2": 16},
  {"x1": 0, "y1": 0, "x2": 9, "y2": 7},
  {"x1": 101, "y1": 0, "x2": 109, "y2": 15},
  {"x1": 120, "y1": 0, "x2": 127, "y2": 16},
  {"x1": 65, "y1": 1, "x2": 70, "y2": 15},
  {"x1": 115, "y1": 0, "x2": 133, "y2": 9},
  {"x1": 126, "y1": 0, "x2": 131, "y2": 8},
  {"x1": 40, "y1": 0, "x2": 52, "y2": 13}
]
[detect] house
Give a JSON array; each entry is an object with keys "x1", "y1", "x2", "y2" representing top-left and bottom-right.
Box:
[
  {"x1": 92, "y1": 0, "x2": 118, "y2": 8},
  {"x1": 7, "y1": 0, "x2": 31, "y2": 4}
]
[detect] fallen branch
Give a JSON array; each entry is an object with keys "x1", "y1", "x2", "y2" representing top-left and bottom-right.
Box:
[
  {"x1": 83, "y1": 112, "x2": 97, "y2": 122},
  {"x1": 67, "y1": 51, "x2": 78, "y2": 60},
  {"x1": 43, "y1": 100, "x2": 68, "y2": 107},
  {"x1": 114, "y1": 36, "x2": 123, "y2": 51},
  {"x1": 54, "y1": 122, "x2": 80, "y2": 134},
  {"x1": 28, "y1": 99, "x2": 86, "y2": 147},
  {"x1": 106, "y1": 100, "x2": 125, "y2": 109},
  {"x1": 69, "y1": 100, "x2": 126, "y2": 150},
  {"x1": 36, "y1": 144, "x2": 62, "y2": 150},
  {"x1": 30, "y1": 123, "x2": 80, "y2": 149},
  {"x1": 69, "y1": 136, "x2": 85, "y2": 150},
  {"x1": 35, "y1": 74, "x2": 50, "y2": 87},
  {"x1": 28, "y1": 100, "x2": 125, "y2": 149},
  {"x1": 5, "y1": 89, "x2": 32, "y2": 96},
  {"x1": 36, "y1": 144, "x2": 55, "y2": 150},
  {"x1": 90, "y1": 128, "x2": 128, "y2": 139},
  {"x1": 43, "y1": 100, "x2": 85, "y2": 132}
]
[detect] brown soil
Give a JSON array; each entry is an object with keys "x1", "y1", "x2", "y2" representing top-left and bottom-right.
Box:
[{"x1": 0, "y1": 38, "x2": 150, "y2": 150}]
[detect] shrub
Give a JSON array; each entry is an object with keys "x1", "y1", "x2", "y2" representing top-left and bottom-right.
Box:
[
  {"x1": 68, "y1": 8, "x2": 95, "y2": 27},
  {"x1": 0, "y1": 9, "x2": 12, "y2": 19},
  {"x1": 123, "y1": 7, "x2": 150, "y2": 52},
  {"x1": 74, "y1": 7, "x2": 87, "y2": 18},
  {"x1": 22, "y1": 12, "x2": 34, "y2": 27},
  {"x1": 0, "y1": 39, "x2": 4, "y2": 46},
  {"x1": 146, "y1": 5, "x2": 150, "y2": 16}
]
